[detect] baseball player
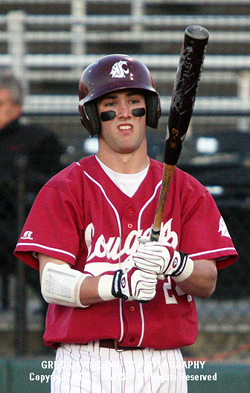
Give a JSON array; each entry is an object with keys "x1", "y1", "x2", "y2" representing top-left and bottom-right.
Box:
[{"x1": 15, "y1": 54, "x2": 238, "y2": 393}]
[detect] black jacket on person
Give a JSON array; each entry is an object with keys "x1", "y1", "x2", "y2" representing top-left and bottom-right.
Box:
[
  {"x1": 0, "y1": 118, "x2": 64, "y2": 275},
  {"x1": 0, "y1": 118, "x2": 64, "y2": 177}
]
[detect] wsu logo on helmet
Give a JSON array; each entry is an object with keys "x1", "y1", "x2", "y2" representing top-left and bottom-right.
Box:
[{"x1": 110, "y1": 60, "x2": 130, "y2": 78}]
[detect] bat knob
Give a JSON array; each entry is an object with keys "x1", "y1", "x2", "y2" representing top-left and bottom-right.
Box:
[{"x1": 185, "y1": 25, "x2": 209, "y2": 40}]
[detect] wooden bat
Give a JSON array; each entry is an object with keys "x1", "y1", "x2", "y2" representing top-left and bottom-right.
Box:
[{"x1": 150, "y1": 25, "x2": 209, "y2": 242}]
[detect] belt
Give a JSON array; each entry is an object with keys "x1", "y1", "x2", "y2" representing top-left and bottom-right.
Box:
[{"x1": 99, "y1": 339, "x2": 143, "y2": 352}]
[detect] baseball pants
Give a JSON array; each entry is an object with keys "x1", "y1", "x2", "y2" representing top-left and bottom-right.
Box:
[{"x1": 50, "y1": 342, "x2": 188, "y2": 393}]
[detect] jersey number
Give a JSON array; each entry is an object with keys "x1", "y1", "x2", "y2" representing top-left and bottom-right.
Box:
[{"x1": 163, "y1": 277, "x2": 192, "y2": 304}]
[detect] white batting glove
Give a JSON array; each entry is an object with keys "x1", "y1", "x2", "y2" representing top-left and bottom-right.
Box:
[
  {"x1": 98, "y1": 268, "x2": 157, "y2": 303},
  {"x1": 133, "y1": 240, "x2": 194, "y2": 282},
  {"x1": 112, "y1": 268, "x2": 157, "y2": 302}
]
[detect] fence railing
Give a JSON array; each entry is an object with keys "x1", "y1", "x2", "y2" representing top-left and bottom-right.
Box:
[{"x1": 1, "y1": 10, "x2": 250, "y2": 117}]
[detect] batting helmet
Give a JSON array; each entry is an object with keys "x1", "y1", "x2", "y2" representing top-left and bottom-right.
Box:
[{"x1": 78, "y1": 54, "x2": 161, "y2": 136}]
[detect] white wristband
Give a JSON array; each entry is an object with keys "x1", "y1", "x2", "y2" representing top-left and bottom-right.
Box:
[
  {"x1": 98, "y1": 275, "x2": 115, "y2": 301},
  {"x1": 173, "y1": 257, "x2": 194, "y2": 282}
]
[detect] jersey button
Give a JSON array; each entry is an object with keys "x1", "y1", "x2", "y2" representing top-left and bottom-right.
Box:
[
  {"x1": 129, "y1": 338, "x2": 135, "y2": 344},
  {"x1": 128, "y1": 223, "x2": 133, "y2": 229},
  {"x1": 130, "y1": 306, "x2": 135, "y2": 312},
  {"x1": 128, "y1": 208, "x2": 133, "y2": 214}
]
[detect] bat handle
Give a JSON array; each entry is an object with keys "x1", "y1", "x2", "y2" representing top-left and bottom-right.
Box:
[
  {"x1": 150, "y1": 164, "x2": 176, "y2": 242},
  {"x1": 150, "y1": 225, "x2": 161, "y2": 242}
]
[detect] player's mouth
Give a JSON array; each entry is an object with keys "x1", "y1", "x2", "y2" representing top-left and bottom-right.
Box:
[{"x1": 118, "y1": 124, "x2": 133, "y2": 132}]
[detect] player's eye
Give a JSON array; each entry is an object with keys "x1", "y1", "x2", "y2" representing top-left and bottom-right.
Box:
[
  {"x1": 103, "y1": 100, "x2": 115, "y2": 107},
  {"x1": 130, "y1": 99, "x2": 139, "y2": 104},
  {"x1": 130, "y1": 95, "x2": 144, "y2": 105}
]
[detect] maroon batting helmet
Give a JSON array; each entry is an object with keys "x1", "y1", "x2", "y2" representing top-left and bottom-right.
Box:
[{"x1": 78, "y1": 54, "x2": 161, "y2": 136}]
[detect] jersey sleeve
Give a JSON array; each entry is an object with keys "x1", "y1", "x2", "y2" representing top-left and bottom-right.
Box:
[
  {"x1": 14, "y1": 164, "x2": 85, "y2": 270},
  {"x1": 179, "y1": 184, "x2": 238, "y2": 269}
]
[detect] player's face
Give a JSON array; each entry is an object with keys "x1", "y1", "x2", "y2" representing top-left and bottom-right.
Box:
[
  {"x1": 0, "y1": 89, "x2": 21, "y2": 130},
  {"x1": 97, "y1": 89, "x2": 147, "y2": 155}
]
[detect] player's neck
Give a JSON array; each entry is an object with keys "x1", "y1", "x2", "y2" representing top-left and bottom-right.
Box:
[{"x1": 96, "y1": 146, "x2": 149, "y2": 174}]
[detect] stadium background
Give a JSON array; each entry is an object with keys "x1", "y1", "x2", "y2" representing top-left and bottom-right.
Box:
[{"x1": 0, "y1": 1, "x2": 250, "y2": 392}]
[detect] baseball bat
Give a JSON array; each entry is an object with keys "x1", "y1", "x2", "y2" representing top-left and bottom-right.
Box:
[{"x1": 150, "y1": 25, "x2": 209, "y2": 242}]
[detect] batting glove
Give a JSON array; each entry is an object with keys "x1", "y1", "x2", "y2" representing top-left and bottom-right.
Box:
[
  {"x1": 98, "y1": 268, "x2": 157, "y2": 303},
  {"x1": 133, "y1": 240, "x2": 194, "y2": 282}
]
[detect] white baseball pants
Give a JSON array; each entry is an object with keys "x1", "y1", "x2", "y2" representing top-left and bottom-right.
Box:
[{"x1": 50, "y1": 342, "x2": 188, "y2": 393}]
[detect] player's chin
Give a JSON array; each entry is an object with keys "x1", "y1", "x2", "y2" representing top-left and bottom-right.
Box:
[
  {"x1": 116, "y1": 143, "x2": 141, "y2": 155},
  {"x1": 120, "y1": 137, "x2": 145, "y2": 154}
]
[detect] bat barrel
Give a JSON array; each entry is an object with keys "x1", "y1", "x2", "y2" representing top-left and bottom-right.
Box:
[
  {"x1": 165, "y1": 25, "x2": 209, "y2": 166},
  {"x1": 150, "y1": 26, "x2": 209, "y2": 242}
]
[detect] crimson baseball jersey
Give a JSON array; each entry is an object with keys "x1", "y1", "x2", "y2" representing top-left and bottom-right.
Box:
[{"x1": 15, "y1": 155, "x2": 238, "y2": 349}]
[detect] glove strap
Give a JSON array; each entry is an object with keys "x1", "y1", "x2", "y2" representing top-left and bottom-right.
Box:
[
  {"x1": 173, "y1": 252, "x2": 194, "y2": 282},
  {"x1": 111, "y1": 269, "x2": 128, "y2": 300}
]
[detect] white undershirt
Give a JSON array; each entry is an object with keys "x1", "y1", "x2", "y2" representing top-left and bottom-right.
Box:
[{"x1": 96, "y1": 156, "x2": 149, "y2": 197}]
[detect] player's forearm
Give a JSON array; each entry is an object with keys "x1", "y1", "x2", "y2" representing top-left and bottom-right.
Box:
[
  {"x1": 80, "y1": 275, "x2": 104, "y2": 305},
  {"x1": 176, "y1": 259, "x2": 217, "y2": 299}
]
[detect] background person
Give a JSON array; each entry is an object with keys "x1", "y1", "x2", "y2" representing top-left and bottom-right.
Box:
[{"x1": 0, "y1": 70, "x2": 64, "y2": 310}]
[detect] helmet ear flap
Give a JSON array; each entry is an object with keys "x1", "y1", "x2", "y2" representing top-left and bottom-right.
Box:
[
  {"x1": 145, "y1": 93, "x2": 161, "y2": 129},
  {"x1": 82, "y1": 102, "x2": 101, "y2": 137}
]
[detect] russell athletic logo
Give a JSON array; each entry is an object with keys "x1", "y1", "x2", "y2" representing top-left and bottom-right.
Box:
[
  {"x1": 21, "y1": 231, "x2": 33, "y2": 240},
  {"x1": 110, "y1": 61, "x2": 130, "y2": 78}
]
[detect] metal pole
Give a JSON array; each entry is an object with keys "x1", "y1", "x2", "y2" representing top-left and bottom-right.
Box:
[
  {"x1": 71, "y1": 0, "x2": 87, "y2": 76},
  {"x1": 7, "y1": 10, "x2": 28, "y2": 96},
  {"x1": 237, "y1": 71, "x2": 250, "y2": 132},
  {"x1": 131, "y1": 0, "x2": 144, "y2": 32}
]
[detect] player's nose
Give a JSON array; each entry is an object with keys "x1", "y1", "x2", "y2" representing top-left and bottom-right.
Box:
[{"x1": 117, "y1": 102, "x2": 131, "y2": 118}]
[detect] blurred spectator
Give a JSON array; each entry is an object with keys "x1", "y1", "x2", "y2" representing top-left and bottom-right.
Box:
[{"x1": 0, "y1": 70, "x2": 64, "y2": 310}]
